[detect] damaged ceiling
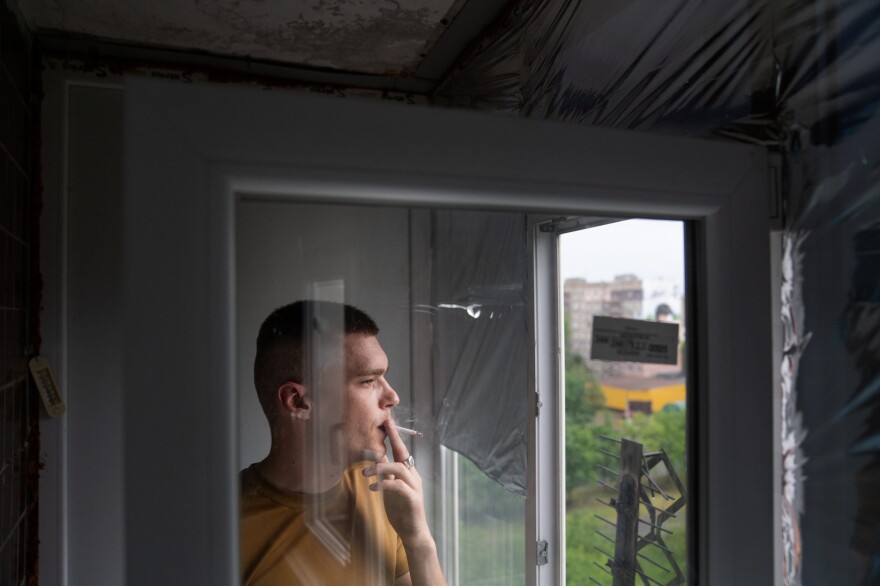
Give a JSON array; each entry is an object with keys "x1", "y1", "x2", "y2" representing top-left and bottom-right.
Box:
[{"x1": 20, "y1": 0, "x2": 513, "y2": 91}]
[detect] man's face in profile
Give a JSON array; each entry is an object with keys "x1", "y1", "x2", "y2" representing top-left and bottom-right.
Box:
[{"x1": 341, "y1": 334, "x2": 400, "y2": 463}]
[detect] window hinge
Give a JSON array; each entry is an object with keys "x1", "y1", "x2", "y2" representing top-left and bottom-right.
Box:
[
  {"x1": 535, "y1": 391, "x2": 543, "y2": 417},
  {"x1": 536, "y1": 540, "x2": 549, "y2": 565}
]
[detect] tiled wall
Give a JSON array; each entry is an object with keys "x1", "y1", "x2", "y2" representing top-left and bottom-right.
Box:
[{"x1": 0, "y1": 1, "x2": 37, "y2": 584}]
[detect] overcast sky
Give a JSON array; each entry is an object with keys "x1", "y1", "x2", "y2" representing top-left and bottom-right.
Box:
[{"x1": 559, "y1": 219, "x2": 685, "y2": 287}]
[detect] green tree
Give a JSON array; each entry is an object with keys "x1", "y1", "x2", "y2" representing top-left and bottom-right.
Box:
[
  {"x1": 565, "y1": 508, "x2": 610, "y2": 585},
  {"x1": 564, "y1": 351, "x2": 605, "y2": 426},
  {"x1": 563, "y1": 315, "x2": 605, "y2": 424},
  {"x1": 563, "y1": 316, "x2": 608, "y2": 495},
  {"x1": 623, "y1": 408, "x2": 687, "y2": 479},
  {"x1": 565, "y1": 417, "x2": 613, "y2": 494}
]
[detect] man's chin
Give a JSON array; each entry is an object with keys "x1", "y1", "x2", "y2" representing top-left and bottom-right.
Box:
[{"x1": 353, "y1": 448, "x2": 386, "y2": 464}]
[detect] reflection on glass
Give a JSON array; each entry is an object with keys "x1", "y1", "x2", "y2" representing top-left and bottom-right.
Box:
[
  {"x1": 561, "y1": 220, "x2": 688, "y2": 585},
  {"x1": 239, "y1": 301, "x2": 422, "y2": 584},
  {"x1": 236, "y1": 202, "x2": 529, "y2": 585},
  {"x1": 455, "y1": 453, "x2": 525, "y2": 585}
]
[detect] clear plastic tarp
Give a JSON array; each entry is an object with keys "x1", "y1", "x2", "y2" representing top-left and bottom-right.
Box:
[
  {"x1": 430, "y1": 210, "x2": 530, "y2": 497},
  {"x1": 433, "y1": 0, "x2": 880, "y2": 583}
]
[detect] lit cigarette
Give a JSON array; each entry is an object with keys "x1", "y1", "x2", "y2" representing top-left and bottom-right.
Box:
[{"x1": 396, "y1": 425, "x2": 423, "y2": 437}]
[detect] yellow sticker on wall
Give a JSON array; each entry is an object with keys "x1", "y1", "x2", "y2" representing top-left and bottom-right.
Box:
[{"x1": 29, "y1": 356, "x2": 66, "y2": 418}]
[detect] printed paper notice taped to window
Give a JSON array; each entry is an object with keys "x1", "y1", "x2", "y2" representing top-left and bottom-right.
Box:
[{"x1": 590, "y1": 316, "x2": 679, "y2": 364}]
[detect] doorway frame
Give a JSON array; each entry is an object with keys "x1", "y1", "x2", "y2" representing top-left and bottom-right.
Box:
[{"x1": 121, "y1": 78, "x2": 774, "y2": 586}]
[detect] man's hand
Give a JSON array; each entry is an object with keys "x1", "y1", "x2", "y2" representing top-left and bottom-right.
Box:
[
  {"x1": 363, "y1": 417, "x2": 429, "y2": 541},
  {"x1": 362, "y1": 417, "x2": 446, "y2": 585}
]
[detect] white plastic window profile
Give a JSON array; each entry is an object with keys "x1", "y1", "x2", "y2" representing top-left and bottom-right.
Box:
[{"x1": 121, "y1": 78, "x2": 773, "y2": 586}]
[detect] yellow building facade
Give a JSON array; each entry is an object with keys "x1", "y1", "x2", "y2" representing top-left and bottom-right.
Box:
[{"x1": 600, "y1": 376, "x2": 686, "y2": 414}]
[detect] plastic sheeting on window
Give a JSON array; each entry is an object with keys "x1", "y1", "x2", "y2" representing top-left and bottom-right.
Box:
[
  {"x1": 428, "y1": 210, "x2": 530, "y2": 497},
  {"x1": 437, "y1": 0, "x2": 779, "y2": 143},
  {"x1": 433, "y1": 0, "x2": 880, "y2": 582}
]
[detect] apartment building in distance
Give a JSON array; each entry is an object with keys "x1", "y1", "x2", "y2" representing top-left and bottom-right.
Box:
[{"x1": 564, "y1": 274, "x2": 685, "y2": 411}]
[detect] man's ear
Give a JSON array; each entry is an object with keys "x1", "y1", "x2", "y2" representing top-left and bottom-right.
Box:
[{"x1": 278, "y1": 381, "x2": 310, "y2": 420}]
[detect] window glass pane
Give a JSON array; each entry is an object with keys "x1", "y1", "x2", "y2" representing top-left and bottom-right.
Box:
[
  {"x1": 236, "y1": 201, "x2": 528, "y2": 585},
  {"x1": 560, "y1": 219, "x2": 688, "y2": 585},
  {"x1": 457, "y1": 453, "x2": 526, "y2": 585}
]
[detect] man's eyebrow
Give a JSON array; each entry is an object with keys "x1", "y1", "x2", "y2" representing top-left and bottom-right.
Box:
[{"x1": 354, "y1": 367, "x2": 386, "y2": 377}]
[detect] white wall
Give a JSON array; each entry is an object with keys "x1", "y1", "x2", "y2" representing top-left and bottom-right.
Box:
[
  {"x1": 40, "y1": 78, "x2": 418, "y2": 583},
  {"x1": 235, "y1": 201, "x2": 412, "y2": 466},
  {"x1": 40, "y1": 78, "x2": 126, "y2": 584},
  {"x1": 40, "y1": 73, "x2": 776, "y2": 586}
]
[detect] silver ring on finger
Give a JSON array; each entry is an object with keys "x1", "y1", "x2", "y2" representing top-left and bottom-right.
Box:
[{"x1": 401, "y1": 455, "x2": 415, "y2": 469}]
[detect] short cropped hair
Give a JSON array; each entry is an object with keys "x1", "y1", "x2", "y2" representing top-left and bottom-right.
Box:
[{"x1": 253, "y1": 300, "x2": 379, "y2": 420}]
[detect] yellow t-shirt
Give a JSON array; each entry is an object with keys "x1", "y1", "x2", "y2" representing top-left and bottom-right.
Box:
[{"x1": 240, "y1": 462, "x2": 409, "y2": 585}]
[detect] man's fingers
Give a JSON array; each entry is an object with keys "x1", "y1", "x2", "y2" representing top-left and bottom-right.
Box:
[
  {"x1": 363, "y1": 462, "x2": 414, "y2": 483},
  {"x1": 384, "y1": 417, "x2": 410, "y2": 462},
  {"x1": 365, "y1": 463, "x2": 410, "y2": 490},
  {"x1": 368, "y1": 477, "x2": 412, "y2": 493}
]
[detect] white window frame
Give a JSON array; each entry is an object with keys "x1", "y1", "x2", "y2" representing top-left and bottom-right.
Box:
[
  {"x1": 531, "y1": 216, "x2": 692, "y2": 585},
  {"x1": 120, "y1": 78, "x2": 774, "y2": 586},
  {"x1": 530, "y1": 214, "x2": 565, "y2": 585}
]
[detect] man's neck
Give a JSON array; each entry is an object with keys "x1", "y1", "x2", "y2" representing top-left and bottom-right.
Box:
[{"x1": 256, "y1": 447, "x2": 345, "y2": 494}]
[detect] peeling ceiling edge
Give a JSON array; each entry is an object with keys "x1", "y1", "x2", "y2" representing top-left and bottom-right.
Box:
[
  {"x1": 414, "y1": 0, "x2": 471, "y2": 70},
  {"x1": 429, "y1": 0, "x2": 522, "y2": 98},
  {"x1": 417, "y1": 0, "x2": 514, "y2": 81},
  {"x1": 35, "y1": 32, "x2": 438, "y2": 94}
]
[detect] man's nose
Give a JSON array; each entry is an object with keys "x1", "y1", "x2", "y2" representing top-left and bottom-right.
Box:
[{"x1": 382, "y1": 380, "x2": 400, "y2": 408}]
